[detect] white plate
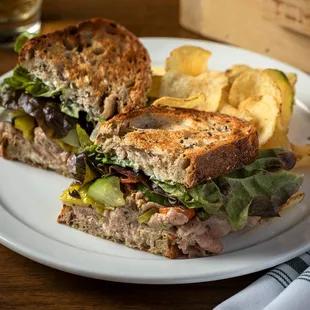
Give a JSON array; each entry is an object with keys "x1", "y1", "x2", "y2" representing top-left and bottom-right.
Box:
[{"x1": 1, "y1": 38, "x2": 310, "y2": 284}]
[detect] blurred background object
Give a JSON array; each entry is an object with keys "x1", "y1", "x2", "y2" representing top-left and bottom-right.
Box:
[
  {"x1": 262, "y1": 0, "x2": 310, "y2": 37},
  {"x1": 1, "y1": 0, "x2": 309, "y2": 72},
  {"x1": 0, "y1": 0, "x2": 203, "y2": 74},
  {"x1": 0, "y1": 0, "x2": 41, "y2": 47},
  {"x1": 180, "y1": 0, "x2": 310, "y2": 72},
  {"x1": 41, "y1": 0, "x2": 184, "y2": 37}
]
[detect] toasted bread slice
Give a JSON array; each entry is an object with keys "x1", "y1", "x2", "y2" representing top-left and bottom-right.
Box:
[
  {"x1": 18, "y1": 18, "x2": 152, "y2": 120},
  {"x1": 93, "y1": 106, "x2": 258, "y2": 187},
  {"x1": 0, "y1": 122, "x2": 73, "y2": 176}
]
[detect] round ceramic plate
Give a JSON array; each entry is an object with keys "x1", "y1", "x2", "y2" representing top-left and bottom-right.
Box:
[{"x1": 0, "y1": 38, "x2": 310, "y2": 284}]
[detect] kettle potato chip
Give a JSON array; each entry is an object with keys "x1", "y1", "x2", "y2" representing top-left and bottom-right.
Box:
[
  {"x1": 219, "y1": 103, "x2": 255, "y2": 124},
  {"x1": 239, "y1": 95, "x2": 279, "y2": 145},
  {"x1": 229, "y1": 69, "x2": 282, "y2": 109},
  {"x1": 153, "y1": 45, "x2": 304, "y2": 153},
  {"x1": 165, "y1": 45, "x2": 211, "y2": 76},
  {"x1": 291, "y1": 144, "x2": 310, "y2": 168},
  {"x1": 160, "y1": 70, "x2": 228, "y2": 112},
  {"x1": 152, "y1": 93, "x2": 207, "y2": 111},
  {"x1": 226, "y1": 64, "x2": 252, "y2": 84},
  {"x1": 147, "y1": 75, "x2": 162, "y2": 99},
  {"x1": 261, "y1": 120, "x2": 291, "y2": 149},
  {"x1": 286, "y1": 72, "x2": 297, "y2": 90}
]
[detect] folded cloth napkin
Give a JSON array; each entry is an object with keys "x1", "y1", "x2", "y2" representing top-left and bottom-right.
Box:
[{"x1": 214, "y1": 251, "x2": 310, "y2": 310}]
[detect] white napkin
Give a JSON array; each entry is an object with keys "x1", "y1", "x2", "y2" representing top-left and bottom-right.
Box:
[{"x1": 214, "y1": 251, "x2": 310, "y2": 310}]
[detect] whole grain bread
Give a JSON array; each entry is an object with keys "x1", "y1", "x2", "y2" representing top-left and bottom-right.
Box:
[
  {"x1": 93, "y1": 106, "x2": 259, "y2": 187},
  {"x1": 18, "y1": 18, "x2": 152, "y2": 120},
  {"x1": 57, "y1": 204, "x2": 180, "y2": 259},
  {"x1": 0, "y1": 122, "x2": 74, "y2": 176}
]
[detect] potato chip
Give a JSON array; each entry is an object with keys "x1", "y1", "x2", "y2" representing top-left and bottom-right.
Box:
[
  {"x1": 295, "y1": 157, "x2": 310, "y2": 168},
  {"x1": 229, "y1": 69, "x2": 282, "y2": 108},
  {"x1": 160, "y1": 70, "x2": 228, "y2": 112},
  {"x1": 264, "y1": 69, "x2": 294, "y2": 132},
  {"x1": 152, "y1": 93, "x2": 207, "y2": 110},
  {"x1": 147, "y1": 75, "x2": 162, "y2": 99},
  {"x1": 152, "y1": 66, "x2": 165, "y2": 76},
  {"x1": 261, "y1": 120, "x2": 291, "y2": 149},
  {"x1": 291, "y1": 144, "x2": 310, "y2": 168},
  {"x1": 280, "y1": 192, "x2": 305, "y2": 212},
  {"x1": 291, "y1": 144, "x2": 310, "y2": 157},
  {"x1": 286, "y1": 72, "x2": 297, "y2": 90},
  {"x1": 165, "y1": 45, "x2": 211, "y2": 76},
  {"x1": 226, "y1": 64, "x2": 252, "y2": 84},
  {"x1": 239, "y1": 95, "x2": 279, "y2": 145},
  {"x1": 219, "y1": 103, "x2": 255, "y2": 124}
]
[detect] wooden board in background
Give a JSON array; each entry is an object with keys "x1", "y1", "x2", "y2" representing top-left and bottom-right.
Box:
[{"x1": 180, "y1": 0, "x2": 310, "y2": 72}]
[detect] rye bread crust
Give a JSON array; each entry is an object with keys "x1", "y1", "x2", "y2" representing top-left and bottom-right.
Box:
[
  {"x1": 57, "y1": 205, "x2": 180, "y2": 259},
  {"x1": 93, "y1": 106, "x2": 259, "y2": 187},
  {"x1": 18, "y1": 18, "x2": 152, "y2": 119}
]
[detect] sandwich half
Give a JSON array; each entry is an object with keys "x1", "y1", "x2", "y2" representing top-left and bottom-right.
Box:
[
  {"x1": 58, "y1": 106, "x2": 304, "y2": 258},
  {"x1": 0, "y1": 18, "x2": 151, "y2": 176}
]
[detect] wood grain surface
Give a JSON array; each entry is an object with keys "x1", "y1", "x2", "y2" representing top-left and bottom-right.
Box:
[
  {"x1": 0, "y1": 1, "x2": 265, "y2": 309},
  {"x1": 180, "y1": 0, "x2": 310, "y2": 72}
]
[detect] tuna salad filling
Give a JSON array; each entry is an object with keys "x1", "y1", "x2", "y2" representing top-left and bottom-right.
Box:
[
  {"x1": 0, "y1": 121, "x2": 75, "y2": 176},
  {"x1": 58, "y1": 128, "x2": 304, "y2": 257},
  {"x1": 60, "y1": 197, "x2": 260, "y2": 258}
]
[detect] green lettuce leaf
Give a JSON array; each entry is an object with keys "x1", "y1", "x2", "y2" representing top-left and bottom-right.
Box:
[
  {"x1": 221, "y1": 170, "x2": 303, "y2": 231},
  {"x1": 99, "y1": 154, "x2": 134, "y2": 168},
  {"x1": 4, "y1": 67, "x2": 61, "y2": 98},
  {"x1": 0, "y1": 85, "x2": 75, "y2": 139},
  {"x1": 2, "y1": 67, "x2": 81, "y2": 119},
  {"x1": 74, "y1": 145, "x2": 134, "y2": 183},
  {"x1": 151, "y1": 181, "x2": 188, "y2": 200},
  {"x1": 60, "y1": 100, "x2": 80, "y2": 118},
  {"x1": 60, "y1": 128, "x2": 80, "y2": 147},
  {"x1": 137, "y1": 184, "x2": 170, "y2": 206},
  {"x1": 227, "y1": 148, "x2": 296, "y2": 179},
  {"x1": 138, "y1": 208, "x2": 158, "y2": 224},
  {"x1": 14, "y1": 32, "x2": 38, "y2": 53},
  {"x1": 76, "y1": 124, "x2": 92, "y2": 149},
  {"x1": 152, "y1": 179, "x2": 225, "y2": 217},
  {"x1": 258, "y1": 148, "x2": 297, "y2": 170},
  {"x1": 88, "y1": 176, "x2": 125, "y2": 207}
]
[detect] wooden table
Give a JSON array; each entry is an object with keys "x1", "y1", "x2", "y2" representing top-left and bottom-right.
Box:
[{"x1": 0, "y1": 1, "x2": 266, "y2": 309}]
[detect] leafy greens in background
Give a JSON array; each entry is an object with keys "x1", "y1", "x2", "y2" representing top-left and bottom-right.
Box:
[
  {"x1": 4, "y1": 66, "x2": 61, "y2": 98},
  {"x1": 0, "y1": 66, "x2": 92, "y2": 139},
  {"x1": 2, "y1": 67, "x2": 85, "y2": 120},
  {"x1": 14, "y1": 32, "x2": 38, "y2": 53},
  {"x1": 0, "y1": 84, "x2": 75, "y2": 139}
]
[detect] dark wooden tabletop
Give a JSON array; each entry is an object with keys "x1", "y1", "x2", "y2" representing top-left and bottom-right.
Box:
[{"x1": 0, "y1": 1, "x2": 266, "y2": 309}]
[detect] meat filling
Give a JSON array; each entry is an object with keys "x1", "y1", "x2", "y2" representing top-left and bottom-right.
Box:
[
  {"x1": 0, "y1": 121, "x2": 74, "y2": 176},
  {"x1": 63, "y1": 191, "x2": 260, "y2": 258}
]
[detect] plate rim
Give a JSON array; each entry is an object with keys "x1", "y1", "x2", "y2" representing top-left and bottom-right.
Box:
[{"x1": 1, "y1": 37, "x2": 310, "y2": 284}]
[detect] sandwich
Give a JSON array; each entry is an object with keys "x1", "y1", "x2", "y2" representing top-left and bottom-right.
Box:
[
  {"x1": 0, "y1": 18, "x2": 151, "y2": 176},
  {"x1": 57, "y1": 106, "x2": 304, "y2": 258}
]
